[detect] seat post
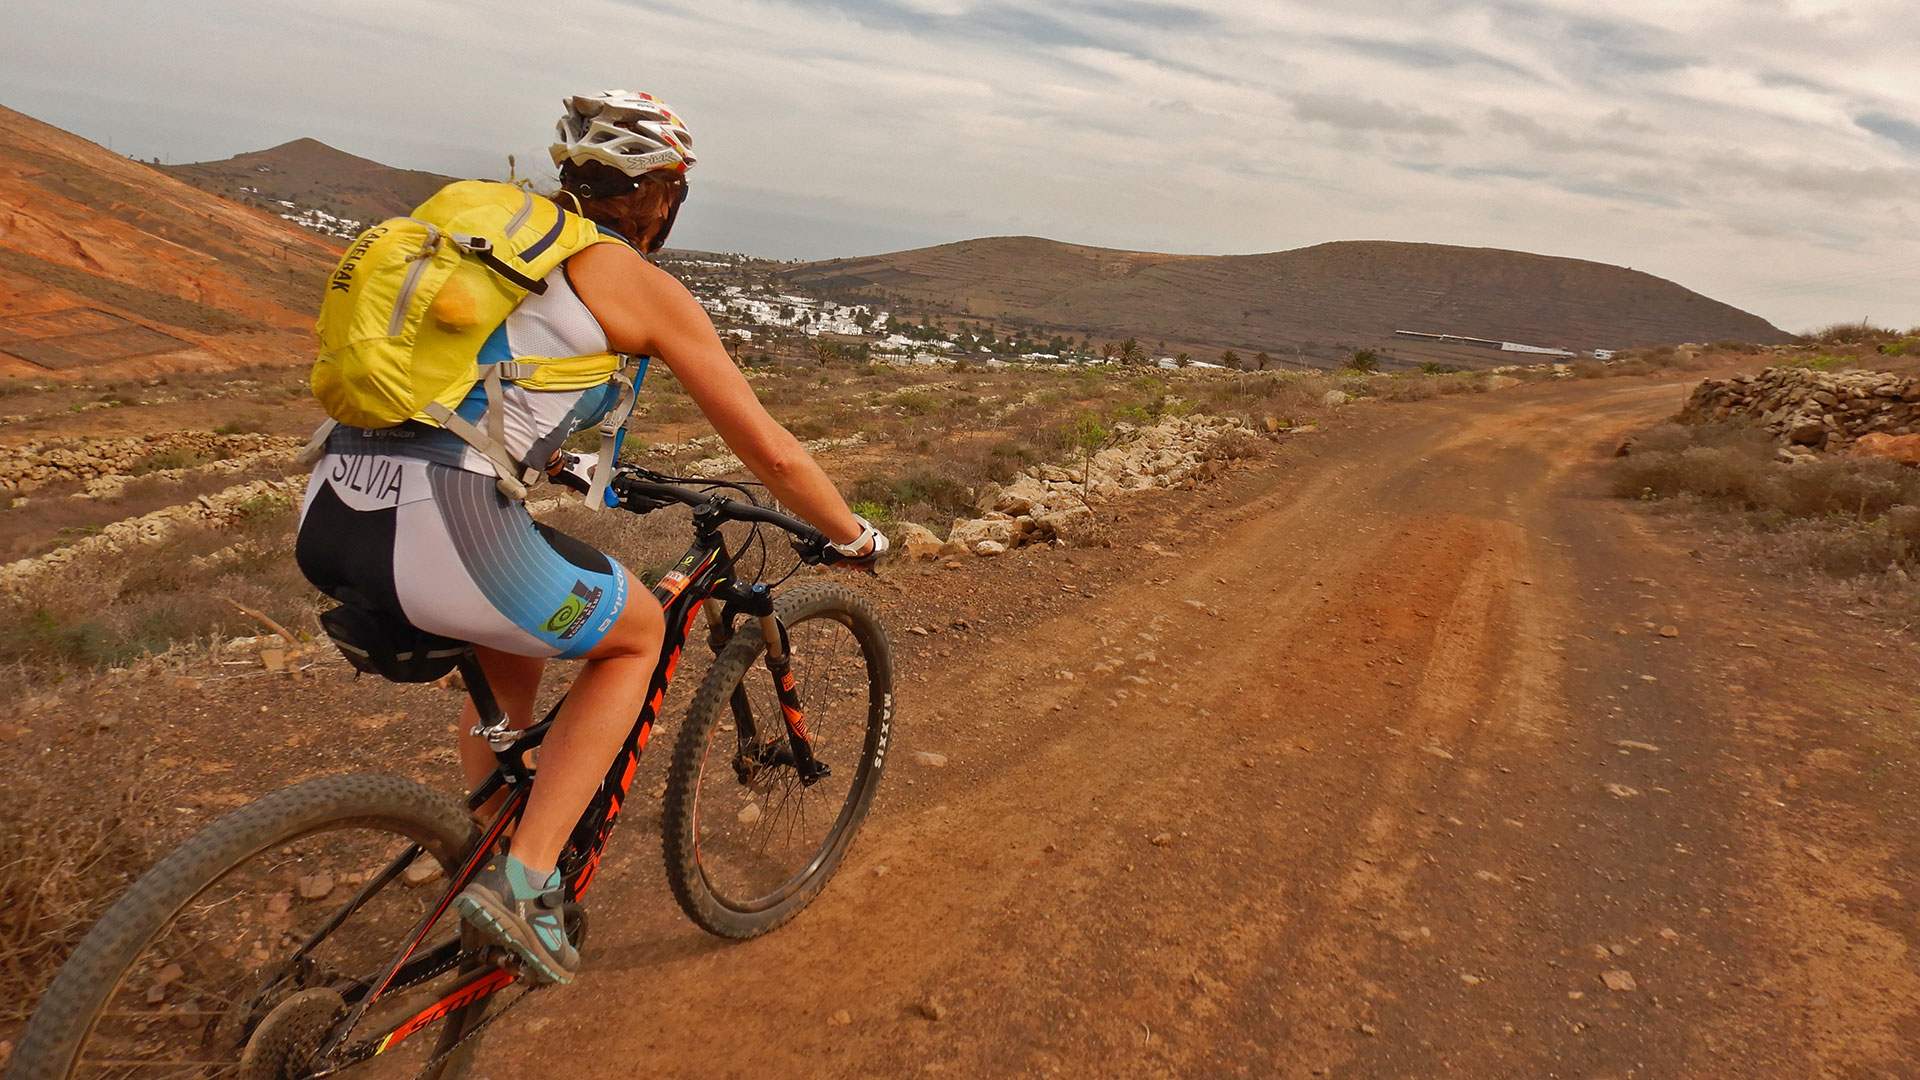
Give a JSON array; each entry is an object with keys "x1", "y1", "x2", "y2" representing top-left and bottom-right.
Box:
[{"x1": 458, "y1": 649, "x2": 514, "y2": 748}]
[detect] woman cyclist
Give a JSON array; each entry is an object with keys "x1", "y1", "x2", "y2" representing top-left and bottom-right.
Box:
[{"x1": 294, "y1": 90, "x2": 886, "y2": 984}]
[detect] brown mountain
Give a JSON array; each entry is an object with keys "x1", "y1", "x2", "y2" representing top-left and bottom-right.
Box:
[
  {"x1": 783, "y1": 236, "x2": 1790, "y2": 368},
  {"x1": 161, "y1": 139, "x2": 459, "y2": 235},
  {"x1": 0, "y1": 105, "x2": 337, "y2": 379}
]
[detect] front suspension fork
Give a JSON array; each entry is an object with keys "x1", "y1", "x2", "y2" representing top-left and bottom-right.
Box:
[{"x1": 712, "y1": 585, "x2": 830, "y2": 786}]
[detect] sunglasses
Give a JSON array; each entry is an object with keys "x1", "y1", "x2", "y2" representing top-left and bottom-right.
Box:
[{"x1": 567, "y1": 173, "x2": 689, "y2": 204}]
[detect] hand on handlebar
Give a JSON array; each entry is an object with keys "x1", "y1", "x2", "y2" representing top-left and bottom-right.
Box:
[{"x1": 792, "y1": 523, "x2": 889, "y2": 573}]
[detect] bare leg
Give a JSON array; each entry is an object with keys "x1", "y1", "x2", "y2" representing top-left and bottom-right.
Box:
[
  {"x1": 504, "y1": 569, "x2": 664, "y2": 876},
  {"x1": 458, "y1": 650, "x2": 548, "y2": 795}
]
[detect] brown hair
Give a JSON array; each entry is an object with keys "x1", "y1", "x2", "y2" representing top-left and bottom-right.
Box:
[{"x1": 553, "y1": 160, "x2": 687, "y2": 253}]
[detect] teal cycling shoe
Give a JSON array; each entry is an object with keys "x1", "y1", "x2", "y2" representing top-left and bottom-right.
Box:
[{"x1": 453, "y1": 853, "x2": 579, "y2": 984}]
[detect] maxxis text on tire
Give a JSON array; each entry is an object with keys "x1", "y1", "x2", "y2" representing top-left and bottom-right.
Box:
[{"x1": 660, "y1": 582, "x2": 894, "y2": 939}]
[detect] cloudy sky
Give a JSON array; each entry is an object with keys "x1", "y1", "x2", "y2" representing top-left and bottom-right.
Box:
[{"x1": 3, "y1": 0, "x2": 1917, "y2": 332}]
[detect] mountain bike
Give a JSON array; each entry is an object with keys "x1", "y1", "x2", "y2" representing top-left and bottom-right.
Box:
[{"x1": 11, "y1": 465, "x2": 896, "y2": 1080}]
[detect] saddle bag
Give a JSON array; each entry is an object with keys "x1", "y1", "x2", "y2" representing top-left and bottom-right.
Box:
[{"x1": 319, "y1": 604, "x2": 466, "y2": 684}]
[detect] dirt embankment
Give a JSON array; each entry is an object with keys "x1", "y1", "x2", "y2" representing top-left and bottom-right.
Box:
[
  {"x1": 0, "y1": 105, "x2": 330, "y2": 381},
  {"x1": 8, "y1": 371, "x2": 1917, "y2": 1076}
]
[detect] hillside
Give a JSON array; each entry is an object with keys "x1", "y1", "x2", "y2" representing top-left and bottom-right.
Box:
[
  {"x1": 0, "y1": 105, "x2": 336, "y2": 380},
  {"x1": 783, "y1": 236, "x2": 1791, "y2": 368},
  {"x1": 161, "y1": 139, "x2": 459, "y2": 238}
]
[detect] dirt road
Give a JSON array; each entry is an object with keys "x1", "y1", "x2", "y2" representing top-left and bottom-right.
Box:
[{"x1": 469, "y1": 376, "x2": 1920, "y2": 1079}]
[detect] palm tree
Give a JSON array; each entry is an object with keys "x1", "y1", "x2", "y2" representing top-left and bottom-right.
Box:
[{"x1": 1119, "y1": 338, "x2": 1147, "y2": 365}]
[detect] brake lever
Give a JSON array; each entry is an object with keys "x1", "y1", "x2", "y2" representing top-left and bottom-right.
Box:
[
  {"x1": 789, "y1": 533, "x2": 831, "y2": 566},
  {"x1": 790, "y1": 534, "x2": 881, "y2": 575}
]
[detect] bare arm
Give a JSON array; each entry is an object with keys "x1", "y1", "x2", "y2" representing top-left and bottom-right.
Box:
[{"x1": 567, "y1": 243, "x2": 867, "y2": 548}]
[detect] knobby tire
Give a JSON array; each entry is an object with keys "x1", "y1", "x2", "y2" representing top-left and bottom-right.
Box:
[
  {"x1": 660, "y1": 583, "x2": 894, "y2": 939},
  {"x1": 11, "y1": 774, "x2": 484, "y2": 1080}
]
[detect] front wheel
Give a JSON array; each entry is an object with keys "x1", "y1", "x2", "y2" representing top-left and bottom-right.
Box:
[
  {"x1": 10, "y1": 774, "x2": 497, "y2": 1080},
  {"x1": 661, "y1": 583, "x2": 895, "y2": 939}
]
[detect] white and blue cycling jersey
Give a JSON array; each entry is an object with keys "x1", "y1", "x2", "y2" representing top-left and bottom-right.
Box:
[{"x1": 297, "y1": 261, "x2": 638, "y2": 658}]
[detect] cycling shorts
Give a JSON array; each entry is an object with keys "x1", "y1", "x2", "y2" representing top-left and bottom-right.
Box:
[{"x1": 296, "y1": 453, "x2": 629, "y2": 660}]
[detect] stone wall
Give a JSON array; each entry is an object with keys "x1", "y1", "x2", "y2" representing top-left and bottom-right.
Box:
[
  {"x1": 0, "y1": 432, "x2": 302, "y2": 494},
  {"x1": 1678, "y1": 366, "x2": 1919, "y2": 452},
  {"x1": 903, "y1": 414, "x2": 1268, "y2": 558},
  {"x1": 1, "y1": 476, "x2": 302, "y2": 589}
]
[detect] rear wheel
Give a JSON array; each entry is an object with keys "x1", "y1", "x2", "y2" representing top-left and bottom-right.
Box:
[
  {"x1": 11, "y1": 774, "x2": 509, "y2": 1080},
  {"x1": 661, "y1": 583, "x2": 894, "y2": 939}
]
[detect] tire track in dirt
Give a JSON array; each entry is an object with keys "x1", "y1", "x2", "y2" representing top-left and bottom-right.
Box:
[{"x1": 481, "y1": 377, "x2": 1920, "y2": 1079}]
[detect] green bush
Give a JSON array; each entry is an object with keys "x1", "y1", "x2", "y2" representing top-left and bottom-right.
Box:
[
  {"x1": 130, "y1": 449, "x2": 214, "y2": 476},
  {"x1": 235, "y1": 493, "x2": 293, "y2": 520}
]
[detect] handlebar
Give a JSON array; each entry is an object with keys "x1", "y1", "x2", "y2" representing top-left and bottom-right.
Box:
[{"x1": 607, "y1": 468, "x2": 833, "y2": 558}]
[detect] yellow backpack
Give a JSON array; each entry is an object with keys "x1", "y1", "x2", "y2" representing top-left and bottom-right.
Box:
[{"x1": 300, "y1": 181, "x2": 633, "y2": 499}]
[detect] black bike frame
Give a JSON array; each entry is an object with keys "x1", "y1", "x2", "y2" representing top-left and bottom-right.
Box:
[{"x1": 321, "y1": 487, "x2": 826, "y2": 1068}]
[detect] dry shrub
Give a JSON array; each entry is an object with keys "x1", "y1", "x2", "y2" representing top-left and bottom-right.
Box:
[
  {"x1": 1601, "y1": 345, "x2": 1717, "y2": 375},
  {"x1": 1805, "y1": 320, "x2": 1901, "y2": 347},
  {"x1": 0, "y1": 508, "x2": 315, "y2": 697},
  {"x1": 1377, "y1": 373, "x2": 1487, "y2": 401},
  {"x1": 1205, "y1": 430, "x2": 1268, "y2": 461},
  {"x1": 1615, "y1": 420, "x2": 1920, "y2": 576},
  {"x1": 1754, "y1": 459, "x2": 1917, "y2": 519},
  {"x1": 848, "y1": 468, "x2": 978, "y2": 527},
  {"x1": 1776, "y1": 512, "x2": 1920, "y2": 576},
  {"x1": 1, "y1": 760, "x2": 159, "y2": 1019},
  {"x1": 1197, "y1": 372, "x2": 1335, "y2": 425},
  {"x1": 1610, "y1": 422, "x2": 1775, "y2": 500}
]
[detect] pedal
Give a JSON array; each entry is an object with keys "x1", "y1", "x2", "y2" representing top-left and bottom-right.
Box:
[{"x1": 561, "y1": 901, "x2": 590, "y2": 951}]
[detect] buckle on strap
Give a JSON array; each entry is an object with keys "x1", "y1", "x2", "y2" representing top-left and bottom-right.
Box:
[
  {"x1": 422, "y1": 400, "x2": 537, "y2": 500},
  {"x1": 482, "y1": 361, "x2": 539, "y2": 382}
]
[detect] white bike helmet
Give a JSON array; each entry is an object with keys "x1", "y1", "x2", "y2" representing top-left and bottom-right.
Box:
[{"x1": 550, "y1": 90, "x2": 696, "y2": 177}]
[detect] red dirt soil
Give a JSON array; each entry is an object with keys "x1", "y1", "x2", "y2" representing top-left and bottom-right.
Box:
[
  {"x1": 498, "y1": 378, "x2": 1920, "y2": 1078},
  {"x1": 0, "y1": 105, "x2": 330, "y2": 380},
  {"x1": 13, "y1": 373, "x2": 1913, "y2": 1077}
]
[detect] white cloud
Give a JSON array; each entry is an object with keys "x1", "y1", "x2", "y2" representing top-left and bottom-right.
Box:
[{"x1": 0, "y1": 0, "x2": 1916, "y2": 330}]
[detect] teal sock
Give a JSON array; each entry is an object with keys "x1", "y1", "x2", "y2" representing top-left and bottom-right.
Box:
[{"x1": 503, "y1": 854, "x2": 561, "y2": 900}]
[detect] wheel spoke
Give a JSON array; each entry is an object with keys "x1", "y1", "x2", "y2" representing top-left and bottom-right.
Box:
[
  {"x1": 16, "y1": 775, "x2": 503, "y2": 1080},
  {"x1": 665, "y1": 586, "x2": 892, "y2": 937}
]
